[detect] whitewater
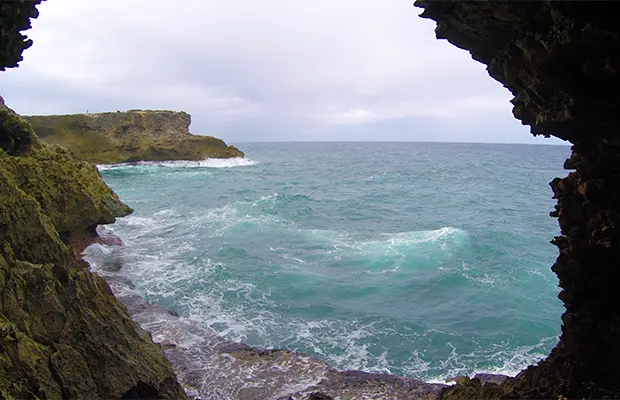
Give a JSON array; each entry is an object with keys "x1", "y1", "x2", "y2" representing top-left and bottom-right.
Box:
[{"x1": 85, "y1": 141, "x2": 570, "y2": 397}]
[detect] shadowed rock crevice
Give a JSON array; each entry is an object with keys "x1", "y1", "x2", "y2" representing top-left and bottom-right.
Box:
[
  {"x1": 121, "y1": 381, "x2": 161, "y2": 400},
  {"x1": 415, "y1": 1, "x2": 620, "y2": 398}
]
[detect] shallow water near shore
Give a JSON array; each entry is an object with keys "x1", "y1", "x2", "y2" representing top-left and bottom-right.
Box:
[{"x1": 88, "y1": 142, "x2": 569, "y2": 387}]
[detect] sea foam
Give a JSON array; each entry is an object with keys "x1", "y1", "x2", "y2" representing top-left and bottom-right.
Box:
[
  {"x1": 97, "y1": 157, "x2": 257, "y2": 171},
  {"x1": 93, "y1": 142, "x2": 567, "y2": 395}
]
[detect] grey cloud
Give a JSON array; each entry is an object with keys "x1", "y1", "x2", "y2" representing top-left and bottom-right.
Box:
[{"x1": 0, "y1": 0, "x2": 566, "y2": 145}]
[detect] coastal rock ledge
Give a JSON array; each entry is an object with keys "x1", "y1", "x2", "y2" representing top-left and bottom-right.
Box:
[{"x1": 23, "y1": 110, "x2": 244, "y2": 164}]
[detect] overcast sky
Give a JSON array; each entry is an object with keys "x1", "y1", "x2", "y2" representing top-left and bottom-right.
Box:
[{"x1": 0, "y1": 0, "x2": 565, "y2": 145}]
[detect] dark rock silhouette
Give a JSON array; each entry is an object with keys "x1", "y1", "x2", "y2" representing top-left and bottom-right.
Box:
[{"x1": 416, "y1": 1, "x2": 620, "y2": 398}]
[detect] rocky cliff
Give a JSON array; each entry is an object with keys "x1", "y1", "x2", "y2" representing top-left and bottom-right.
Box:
[
  {"x1": 0, "y1": 98, "x2": 186, "y2": 397},
  {"x1": 415, "y1": 1, "x2": 620, "y2": 398},
  {"x1": 23, "y1": 110, "x2": 244, "y2": 164}
]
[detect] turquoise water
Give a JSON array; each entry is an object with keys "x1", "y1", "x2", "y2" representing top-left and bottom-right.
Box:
[{"x1": 98, "y1": 142, "x2": 569, "y2": 382}]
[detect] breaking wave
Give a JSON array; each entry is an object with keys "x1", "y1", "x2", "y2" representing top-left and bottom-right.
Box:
[
  {"x1": 91, "y1": 142, "x2": 567, "y2": 396},
  {"x1": 97, "y1": 157, "x2": 257, "y2": 171}
]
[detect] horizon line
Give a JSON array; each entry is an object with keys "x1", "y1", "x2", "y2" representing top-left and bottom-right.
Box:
[{"x1": 230, "y1": 139, "x2": 570, "y2": 147}]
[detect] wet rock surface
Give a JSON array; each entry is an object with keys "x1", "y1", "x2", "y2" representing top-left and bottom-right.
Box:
[{"x1": 415, "y1": 1, "x2": 620, "y2": 398}]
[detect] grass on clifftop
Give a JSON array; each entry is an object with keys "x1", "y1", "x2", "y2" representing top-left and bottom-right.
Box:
[{"x1": 23, "y1": 111, "x2": 244, "y2": 164}]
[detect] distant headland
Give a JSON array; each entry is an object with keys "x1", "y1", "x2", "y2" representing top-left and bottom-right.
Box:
[{"x1": 23, "y1": 109, "x2": 244, "y2": 164}]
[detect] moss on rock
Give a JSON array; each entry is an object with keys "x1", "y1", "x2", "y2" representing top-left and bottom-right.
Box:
[
  {"x1": 24, "y1": 110, "x2": 244, "y2": 164},
  {"x1": 0, "y1": 103, "x2": 186, "y2": 399}
]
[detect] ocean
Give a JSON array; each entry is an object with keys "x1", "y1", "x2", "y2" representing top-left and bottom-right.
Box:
[{"x1": 87, "y1": 141, "x2": 569, "y2": 385}]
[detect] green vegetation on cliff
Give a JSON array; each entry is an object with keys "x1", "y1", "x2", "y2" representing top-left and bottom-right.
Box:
[
  {"x1": 0, "y1": 103, "x2": 187, "y2": 398},
  {"x1": 24, "y1": 110, "x2": 244, "y2": 164},
  {"x1": 0, "y1": 2, "x2": 186, "y2": 398}
]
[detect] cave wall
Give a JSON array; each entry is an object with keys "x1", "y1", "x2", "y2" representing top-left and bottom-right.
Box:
[
  {"x1": 0, "y1": 0, "x2": 42, "y2": 71},
  {"x1": 415, "y1": 1, "x2": 620, "y2": 398}
]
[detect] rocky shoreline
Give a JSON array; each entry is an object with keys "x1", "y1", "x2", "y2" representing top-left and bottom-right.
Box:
[
  {"x1": 88, "y1": 235, "x2": 445, "y2": 399},
  {"x1": 85, "y1": 227, "x2": 513, "y2": 400}
]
